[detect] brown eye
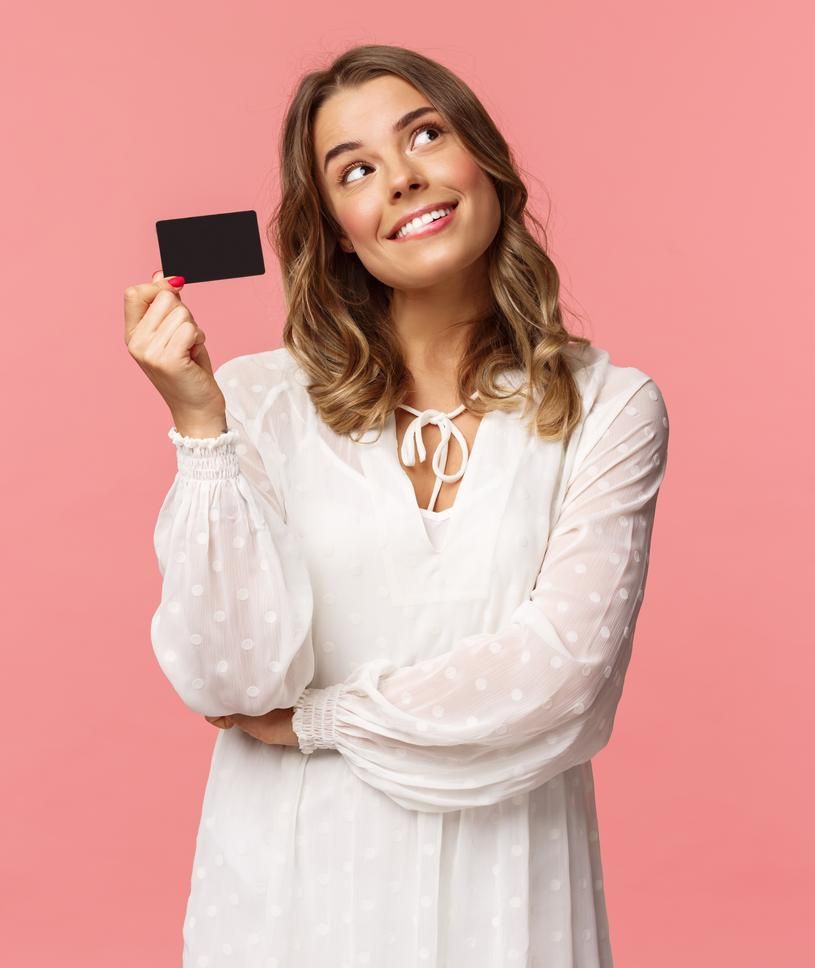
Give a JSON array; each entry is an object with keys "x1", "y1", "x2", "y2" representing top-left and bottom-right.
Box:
[{"x1": 337, "y1": 122, "x2": 448, "y2": 186}]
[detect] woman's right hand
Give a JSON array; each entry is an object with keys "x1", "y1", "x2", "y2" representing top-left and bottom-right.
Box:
[{"x1": 123, "y1": 271, "x2": 227, "y2": 435}]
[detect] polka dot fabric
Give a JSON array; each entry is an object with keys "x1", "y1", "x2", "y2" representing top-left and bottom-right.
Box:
[{"x1": 150, "y1": 344, "x2": 670, "y2": 967}]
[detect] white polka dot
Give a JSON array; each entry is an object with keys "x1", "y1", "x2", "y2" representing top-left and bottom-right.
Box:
[
  {"x1": 550, "y1": 878, "x2": 561, "y2": 891},
  {"x1": 511, "y1": 843, "x2": 523, "y2": 856},
  {"x1": 212, "y1": 559, "x2": 223, "y2": 572},
  {"x1": 237, "y1": 587, "x2": 249, "y2": 600},
  {"x1": 167, "y1": 600, "x2": 181, "y2": 614},
  {"x1": 520, "y1": 650, "x2": 531, "y2": 663},
  {"x1": 432, "y1": 705, "x2": 445, "y2": 718},
  {"x1": 192, "y1": 678, "x2": 204, "y2": 689},
  {"x1": 241, "y1": 638, "x2": 254, "y2": 650},
  {"x1": 232, "y1": 535, "x2": 245, "y2": 548},
  {"x1": 214, "y1": 610, "x2": 226, "y2": 622},
  {"x1": 475, "y1": 677, "x2": 488, "y2": 690},
  {"x1": 196, "y1": 532, "x2": 207, "y2": 545},
  {"x1": 489, "y1": 640, "x2": 502, "y2": 654},
  {"x1": 190, "y1": 633, "x2": 203, "y2": 645},
  {"x1": 264, "y1": 610, "x2": 278, "y2": 624},
  {"x1": 444, "y1": 666, "x2": 458, "y2": 679},
  {"x1": 511, "y1": 689, "x2": 523, "y2": 702},
  {"x1": 246, "y1": 685, "x2": 260, "y2": 698},
  {"x1": 550, "y1": 655, "x2": 563, "y2": 669},
  {"x1": 509, "y1": 895, "x2": 522, "y2": 908},
  {"x1": 466, "y1": 715, "x2": 479, "y2": 727},
  {"x1": 196, "y1": 865, "x2": 206, "y2": 878},
  {"x1": 174, "y1": 551, "x2": 187, "y2": 563},
  {"x1": 216, "y1": 660, "x2": 228, "y2": 674}
]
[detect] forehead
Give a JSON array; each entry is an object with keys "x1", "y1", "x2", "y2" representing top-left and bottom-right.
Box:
[{"x1": 313, "y1": 75, "x2": 430, "y2": 150}]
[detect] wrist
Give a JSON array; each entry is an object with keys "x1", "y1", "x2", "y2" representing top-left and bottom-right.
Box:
[{"x1": 171, "y1": 413, "x2": 228, "y2": 439}]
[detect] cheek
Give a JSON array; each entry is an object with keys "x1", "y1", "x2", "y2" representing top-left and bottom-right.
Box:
[
  {"x1": 337, "y1": 199, "x2": 381, "y2": 241},
  {"x1": 446, "y1": 153, "x2": 488, "y2": 196}
]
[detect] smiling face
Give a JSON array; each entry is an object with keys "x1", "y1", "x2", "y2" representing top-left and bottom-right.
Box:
[{"x1": 312, "y1": 75, "x2": 502, "y2": 294}]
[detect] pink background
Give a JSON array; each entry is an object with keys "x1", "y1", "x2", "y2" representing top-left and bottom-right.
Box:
[{"x1": 2, "y1": 2, "x2": 812, "y2": 965}]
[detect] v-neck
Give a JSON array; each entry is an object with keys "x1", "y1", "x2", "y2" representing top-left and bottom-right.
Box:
[
  {"x1": 354, "y1": 399, "x2": 531, "y2": 603},
  {"x1": 382, "y1": 405, "x2": 497, "y2": 554}
]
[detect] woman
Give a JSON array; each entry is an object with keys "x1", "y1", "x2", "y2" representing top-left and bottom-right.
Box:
[{"x1": 125, "y1": 44, "x2": 670, "y2": 968}]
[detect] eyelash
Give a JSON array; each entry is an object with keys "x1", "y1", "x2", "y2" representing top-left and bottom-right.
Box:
[{"x1": 336, "y1": 122, "x2": 448, "y2": 185}]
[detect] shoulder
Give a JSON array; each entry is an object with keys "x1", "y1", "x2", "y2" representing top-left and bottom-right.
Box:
[
  {"x1": 563, "y1": 342, "x2": 669, "y2": 469},
  {"x1": 213, "y1": 346, "x2": 306, "y2": 422},
  {"x1": 565, "y1": 341, "x2": 667, "y2": 422}
]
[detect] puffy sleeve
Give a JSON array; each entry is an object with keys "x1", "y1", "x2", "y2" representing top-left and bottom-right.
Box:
[
  {"x1": 292, "y1": 378, "x2": 670, "y2": 812},
  {"x1": 149, "y1": 360, "x2": 315, "y2": 717}
]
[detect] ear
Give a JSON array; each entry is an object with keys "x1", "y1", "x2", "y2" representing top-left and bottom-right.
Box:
[{"x1": 338, "y1": 236, "x2": 355, "y2": 253}]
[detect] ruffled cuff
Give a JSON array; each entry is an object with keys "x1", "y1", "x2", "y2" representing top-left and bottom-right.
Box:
[
  {"x1": 292, "y1": 683, "x2": 344, "y2": 754},
  {"x1": 168, "y1": 426, "x2": 241, "y2": 481}
]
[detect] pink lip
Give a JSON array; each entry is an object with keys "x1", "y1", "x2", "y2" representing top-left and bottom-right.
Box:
[{"x1": 388, "y1": 203, "x2": 458, "y2": 242}]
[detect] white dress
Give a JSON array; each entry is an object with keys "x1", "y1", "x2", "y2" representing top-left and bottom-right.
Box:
[{"x1": 150, "y1": 341, "x2": 670, "y2": 967}]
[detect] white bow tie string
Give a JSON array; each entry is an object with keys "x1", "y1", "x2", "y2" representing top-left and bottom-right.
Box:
[{"x1": 396, "y1": 391, "x2": 480, "y2": 513}]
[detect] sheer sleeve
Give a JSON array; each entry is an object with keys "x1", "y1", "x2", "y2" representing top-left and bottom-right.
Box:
[
  {"x1": 149, "y1": 359, "x2": 315, "y2": 717},
  {"x1": 292, "y1": 378, "x2": 669, "y2": 812}
]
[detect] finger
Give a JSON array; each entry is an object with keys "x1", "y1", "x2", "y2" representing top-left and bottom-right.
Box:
[
  {"x1": 164, "y1": 316, "x2": 203, "y2": 361},
  {"x1": 123, "y1": 272, "x2": 186, "y2": 345}
]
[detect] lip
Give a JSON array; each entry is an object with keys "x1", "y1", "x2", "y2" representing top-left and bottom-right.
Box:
[{"x1": 387, "y1": 200, "x2": 458, "y2": 240}]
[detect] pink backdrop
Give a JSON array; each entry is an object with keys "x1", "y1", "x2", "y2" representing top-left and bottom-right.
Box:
[{"x1": 2, "y1": 2, "x2": 811, "y2": 965}]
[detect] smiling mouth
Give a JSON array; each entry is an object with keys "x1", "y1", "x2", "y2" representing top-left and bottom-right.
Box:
[{"x1": 388, "y1": 201, "x2": 459, "y2": 240}]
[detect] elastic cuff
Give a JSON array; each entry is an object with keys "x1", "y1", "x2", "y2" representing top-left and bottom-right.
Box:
[
  {"x1": 168, "y1": 426, "x2": 241, "y2": 481},
  {"x1": 292, "y1": 683, "x2": 344, "y2": 754}
]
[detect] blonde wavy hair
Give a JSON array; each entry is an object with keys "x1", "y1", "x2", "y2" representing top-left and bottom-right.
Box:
[{"x1": 269, "y1": 43, "x2": 593, "y2": 443}]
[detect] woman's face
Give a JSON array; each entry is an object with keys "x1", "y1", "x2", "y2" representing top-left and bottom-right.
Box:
[{"x1": 313, "y1": 75, "x2": 501, "y2": 293}]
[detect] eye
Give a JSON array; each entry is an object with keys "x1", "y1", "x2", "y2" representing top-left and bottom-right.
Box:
[{"x1": 337, "y1": 122, "x2": 448, "y2": 186}]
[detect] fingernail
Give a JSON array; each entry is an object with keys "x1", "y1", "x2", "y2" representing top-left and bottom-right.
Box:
[{"x1": 168, "y1": 276, "x2": 185, "y2": 287}]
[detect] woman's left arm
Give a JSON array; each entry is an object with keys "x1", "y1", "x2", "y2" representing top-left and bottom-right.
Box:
[{"x1": 290, "y1": 379, "x2": 670, "y2": 812}]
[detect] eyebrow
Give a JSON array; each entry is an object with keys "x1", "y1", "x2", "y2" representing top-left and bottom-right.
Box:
[{"x1": 322, "y1": 106, "x2": 437, "y2": 174}]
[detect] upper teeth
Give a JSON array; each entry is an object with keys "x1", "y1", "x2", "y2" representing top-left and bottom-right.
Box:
[{"x1": 394, "y1": 207, "x2": 454, "y2": 239}]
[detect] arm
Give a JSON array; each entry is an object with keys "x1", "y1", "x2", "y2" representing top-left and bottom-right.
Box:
[
  {"x1": 150, "y1": 360, "x2": 315, "y2": 717},
  {"x1": 292, "y1": 379, "x2": 670, "y2": 812}
]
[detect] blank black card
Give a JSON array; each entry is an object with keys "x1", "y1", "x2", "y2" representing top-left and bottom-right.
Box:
[{"x1": 155, "y1": 210, "x2": 266, "y2": 284}]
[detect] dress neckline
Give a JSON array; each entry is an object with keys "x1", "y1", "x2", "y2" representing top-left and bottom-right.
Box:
[{"x1": 394, "y1": 390, "x2": 480, "y2": 515}]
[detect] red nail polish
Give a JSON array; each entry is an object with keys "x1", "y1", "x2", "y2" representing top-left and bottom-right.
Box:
[{"x1": 168, "y1": 276, "x2": 185, "y2": 287}]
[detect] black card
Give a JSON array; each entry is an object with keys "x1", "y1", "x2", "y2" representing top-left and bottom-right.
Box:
[{"x1": 155, "y1": 209, "x2": 266, "y2": 284}]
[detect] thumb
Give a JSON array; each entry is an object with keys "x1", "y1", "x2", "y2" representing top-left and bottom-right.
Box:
[{"x1": 190, "y1": 339, "x2": 214, "y2": 375}]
